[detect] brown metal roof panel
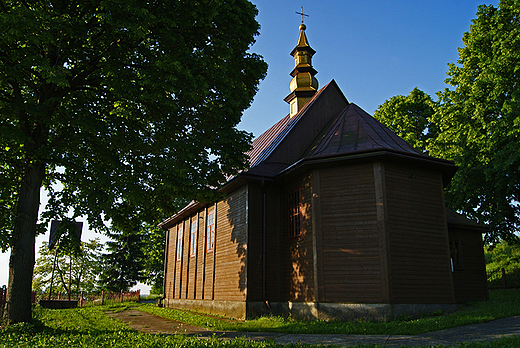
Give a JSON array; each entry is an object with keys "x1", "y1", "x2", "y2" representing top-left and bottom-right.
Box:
[
  {"x1": 246, "y1": 81, "x2": 335, "y2": 168},
  {"x1": 304, "y1": 103, "x2": 423, "y2": 158}
]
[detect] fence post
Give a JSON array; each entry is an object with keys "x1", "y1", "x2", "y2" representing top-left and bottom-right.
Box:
[
  {"x1": 120, "y1": 289, "x2": 123, "y2": 303},
  {"x1": 101, "y1": 290, "x2": 104, "y2": 306},
  {"x1": 138, "y1": 289, "x2": 140, "y2": 302},
  {"x1": 502, "y1": 268, "x2": 507, "y2": 289},
  {"x1": 79, "y1": 291, "x2": 83, "y2": 307}
]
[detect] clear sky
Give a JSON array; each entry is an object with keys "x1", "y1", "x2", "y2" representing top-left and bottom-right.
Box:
[
  {"x1": 239, "y1": 0, "x2": 499, "y2": 137},
  {"x1": 0, "y1": 0, "x2": 500, "y2": 289}
]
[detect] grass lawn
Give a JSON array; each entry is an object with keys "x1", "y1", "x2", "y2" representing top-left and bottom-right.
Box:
[
  {"x1": 138, "y1": 289, "x2": 520, "y2": 335},
  {"x1": 1, "y1": 289, "x2": 520, "y2": 347}
]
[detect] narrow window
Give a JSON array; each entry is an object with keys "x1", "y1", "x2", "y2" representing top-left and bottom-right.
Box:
[
  {"x1": 206, "y1": 209, "x2": 215, "y2": 252},
  {"x1": 288, "y1": 188, "x2": 302, "y2": 238},
  {"x1": 450, "y1": 241, "x2": 463, "y2": 271},
  {"x1": 189, "y1": 216, "x2": 197, "y2": 257},
  {"x1": 176, "y1": 224, "x2": 183, "y2": 261}
]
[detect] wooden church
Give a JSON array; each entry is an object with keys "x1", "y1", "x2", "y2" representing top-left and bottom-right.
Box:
[{"x1": 159, "y1": 23, "x2": 489, "y2": 321}]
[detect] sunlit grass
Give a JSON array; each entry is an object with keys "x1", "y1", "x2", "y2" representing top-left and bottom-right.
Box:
[
  {"x1": 1, "y1": 294, "x2": 520, "y2": 348},
  {"x1": 138, "y1": 289, "x2": 520, "y2": 335}
]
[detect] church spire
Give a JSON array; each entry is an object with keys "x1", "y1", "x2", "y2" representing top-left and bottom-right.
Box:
[{"x1": 284, "y1": 22, "x2": 319, "y2": 117}]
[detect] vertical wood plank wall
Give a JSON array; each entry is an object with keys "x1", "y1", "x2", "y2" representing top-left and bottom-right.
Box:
[
  {"x1": 318, "y1": 163, "x2": 382, "y2": 303},
  {"x1": 282, "y1": 173, "x2": 315, "y2": 302},
  {"x1": 384, "y1": 162, "x2": 455, "y2": 304},
  {"x1": 203, "y1": 205, "x2": 216, "y2": 300},
  {"x1": 164, "y1": 186, "x2": 248, "y2": 302},
  {"x1": 214, "y1": 185, "x2": 248, "y2": 301},
  {"x1": 449, "y1": 228, "x2": 488, "y2": 302}
]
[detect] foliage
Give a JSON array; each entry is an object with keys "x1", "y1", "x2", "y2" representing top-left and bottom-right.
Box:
[
  {"x1": 32, "y1": 239, "x2": 102, "y2": 294},
  {"x1": 139, "y1": 289, "x2": 520, "y2": 336},
  {"x1": 98, "y1": 224, "x2": 145, "y2": 292},
  {"x1": 0, "y1": 0, "x2": 267, "y2": 322},
  {"x1": 485, "y1": 242, "x2": 520, "y2": 288},
  {"x1": 428, "y1": 0, "x2": 520, "y2": 245},
  {"x1": 140, "y1": 221, "x2": 168, "y2": 293},
  {"x1": 373, "y1": 87, "x2": 438, "y2": 152}
]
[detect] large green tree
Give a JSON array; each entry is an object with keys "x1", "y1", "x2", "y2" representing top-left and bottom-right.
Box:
[
  {"x1": 98, "y1": 226, "x2": 145, "y2": 292},
  {"x1": 429, "y1": 0, "x2": 520, "y2": 244},
  {"x1": 373, "y1": 87, "x2": 438, "y2": 153},
  {"x1": 33, "y1": 239, "x2": 102, "y2": 295},
  {"x1": 0, "y1": 0, "x2": 266, "y2": 323},
  {"x1": 140, "y1": 221, "x2": 168, "y2": 294}
]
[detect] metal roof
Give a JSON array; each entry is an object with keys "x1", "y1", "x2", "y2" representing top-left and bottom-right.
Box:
[
  {"x1": 246, "y1": 81, "x2": 332, "y2": 168},
  {"x1": 304, "y1": 103, "x2": 423, "y2": 158}
]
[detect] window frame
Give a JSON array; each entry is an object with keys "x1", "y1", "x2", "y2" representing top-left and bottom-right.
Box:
[
  {"x1": 206, "y1": 209, "x2": 215, "y2": 252},
  {"x1": 288, "y1": 188, "x2": 303, "y2": 239},
  {"x1": 450, "y1": 240, "x2": 463, "y2": 271},
  {"x1": 189, "y1": 216, "x2": 197, "y2": 257},
  {"x1": 176, "y1": 224, "x2": 184, "y2": 261}
]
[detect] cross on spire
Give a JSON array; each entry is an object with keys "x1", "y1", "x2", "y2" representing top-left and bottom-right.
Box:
[{"x1": 295, "y1": 6, "x2": 309, "y2": 24}]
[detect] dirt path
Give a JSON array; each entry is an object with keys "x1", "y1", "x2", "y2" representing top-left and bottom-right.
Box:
[
  {"x1": 105, "y1": 309, "x2": 520, "y2": 347},
  {"x1": 106, "y1": 309, "x2": 211, "y2": 335}
]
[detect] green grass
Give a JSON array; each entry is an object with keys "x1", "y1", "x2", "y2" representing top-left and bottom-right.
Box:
[
  {"x1": 0, "y1": 304, "x2": 301, "y2": 348},
  {"x1": 1, "y1": 290, "x2": 520, "y2": 348},
  {"x1": 137, "y1": 289, "x2": 520, "y2": 335}
]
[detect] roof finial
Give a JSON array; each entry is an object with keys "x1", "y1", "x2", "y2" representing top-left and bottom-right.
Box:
[{"x1": 295, "y1": 6, "x2": 309, "y2": 24}]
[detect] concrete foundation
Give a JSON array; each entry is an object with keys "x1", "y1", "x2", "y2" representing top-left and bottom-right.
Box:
[{"x1": 163, "y1": 298, "x2": 457, "y2": 322}]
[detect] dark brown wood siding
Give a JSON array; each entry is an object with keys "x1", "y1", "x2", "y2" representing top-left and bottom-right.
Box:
[
  {"x1": 449, "y1": 228, "x2": 489, "y2": 303},
  {"x1": 265, "y1": 185, "x2": 282, "y2": 301},
  {"x1": 246, "y1": 183, "x2": 263, "y2": 301},
  {"x1": 164, "y1": 228, "x2": 176, "y2": 299},
  {"x1": 384, "y1": 162, "x2": 455, "y2": 304},
  {"x1": 319, "y1": 163, "x2": 382, "y2": 303},
  {"x1": 186, "y1": 214, "x2": 198, "y2": 299},
  {"x1": 213, "y1": 185, "x2": 248, "y2": 301},
  {"x1": 281, "y1": 173, "x2": 315, "y2": 302},
  {"x1": 195, "y1": 211, "x2": 207, "y2": 299},
  {"x1": 204, "y1": 205, "x2": 216, "y2": 300}
]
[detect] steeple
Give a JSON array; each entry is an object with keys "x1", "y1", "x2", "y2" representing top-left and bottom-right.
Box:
[{"x1": 284, "y1": 23, "x2": 319, "y2": 117}]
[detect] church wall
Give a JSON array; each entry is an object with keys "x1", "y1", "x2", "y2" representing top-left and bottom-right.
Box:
[
  {"x1": 449, "y1": 227, "x2": 489, "y2": 303},
  {"x1": 265, "y1": 185, "x2": 282, "y2": 301},
  {"x1": 318, "y1": 162, "x2": 383, "y2": 303},
  {"x1": 195, "y1": 210, "x2": 206, "y2": 299},
  {"x1": 281, "y1": 173, "x2": 315, "y2": 302},
  {"x1": 163, "y1": 186, "x2": 249, "y2": 304},
  {"x1": 186, "y1": 214, "x2": 198, "y2": 299},
  {"x1": 213, "y1": 185, "x2": 249, "y2": 301},
  {"x1": 180, "y1": 218, "x2": 189, "y2": 299},
  {"x1": 203, "y1": 204, "x2": 216, "y2": 300},
  {"x1": 246, "y1": 183, "x2": 282, "y2": 302},
  {"x1": 384, "y1": 162, "x2": 455, "y2": 304},
  {"x1": 245, "y1": 183, "x2": 263, "y2": 301},
  {"x1": 164, "y1": 227, "x2": 176, "y2": 299}
]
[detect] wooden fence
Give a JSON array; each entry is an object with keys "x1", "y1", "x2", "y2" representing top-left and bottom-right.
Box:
[
  {"x1": 487, "y1": 268, "x2": 520, "y2": 290},
  {"x1": 32, "y1": 289, "x2": 140, "y2": 307}
]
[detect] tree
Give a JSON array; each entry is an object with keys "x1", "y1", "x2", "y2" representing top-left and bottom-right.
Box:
[
  {"x1": 141, "y1": 222, "x2": 167, "y2": 294},
  {"x1": 0, "y1": 0, "x2": 267, "y2": 323},
  {"x1": 98, "y1": 226, "x2": 145, "y2": 292},
  {"x1": 33, "y1": 239, "x2": 102, "y2": 294},
  {"x1": 373, "y1": 87, "x2": 437, "y2": 153},
  {"x1": 428, "y1": 0, "x2": 520, "y2": 245}
]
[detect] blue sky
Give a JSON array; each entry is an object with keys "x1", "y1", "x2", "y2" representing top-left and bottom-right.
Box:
[
  {"x1": 240, "y1": 0, "x2": 499, "y2": 137},
  {"x1": 0, "y1": 0, "x2": 500, "y2": 288}
]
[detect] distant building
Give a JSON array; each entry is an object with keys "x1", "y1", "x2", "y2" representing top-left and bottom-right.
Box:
[{"x1": 159, "y1": 24, "x2": 488, "y2": 321}]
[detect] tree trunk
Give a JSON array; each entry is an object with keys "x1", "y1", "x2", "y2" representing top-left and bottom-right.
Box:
[{"x1": 7, "y1": 162, "x2": 45, "y2": 323}]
